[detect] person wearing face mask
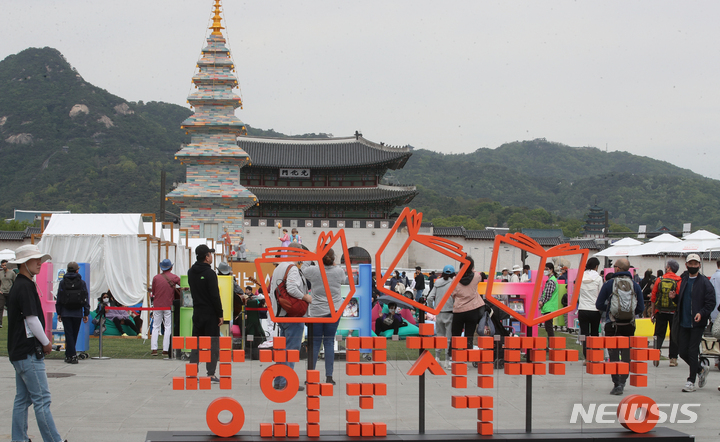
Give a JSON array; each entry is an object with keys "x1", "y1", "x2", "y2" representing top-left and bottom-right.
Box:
[
  {"x1": 375, "y1": 302, "x2": 406, "y2": 336},
  {"x1": 670, "y1": 254, "x2": 716, "y2": 392},
  {"x1": 6, "y1": 244, "x2": 67, "y2": 442},
  {"x1": 538, "y1": 263, "x2": 560, "y2": 337},
  {"x1": 101, "y1": 290, "x2": 142, "y2": 337}
]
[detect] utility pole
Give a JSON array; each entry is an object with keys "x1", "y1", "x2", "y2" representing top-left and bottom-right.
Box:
[{"x1": 160, "y1": 169, "x2": 166, "y2": 222}]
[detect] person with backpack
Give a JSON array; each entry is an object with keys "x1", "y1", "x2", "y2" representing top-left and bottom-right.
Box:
[
  {"x1": 671, "y1": 254, "x2": 716, "y2": 392},
  {"x1": 595, "y1": 258, "x2": 644, "y2": 395},
  {"x1": 539, "y1": 262, "x2": 560, "y2": 337},
  {"x1": 650, "y1": 259, "x2": 681, "y2": 367},
  {"x1": 268, "y1": 242, "x2": 312, "y2": 391},
  {"x1": 56, "y1": 261, "x2": 90, "y2": 364}
]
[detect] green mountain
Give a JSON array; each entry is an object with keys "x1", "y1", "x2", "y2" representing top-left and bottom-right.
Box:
[
  {"x1": 0, "y1": 47, "x2": 327, "y2": 217},
  {"x1": 2, "y1": 47, "x2": 718, "y2": 235},
  {"x1": 394, "y1": 139, "x2": 720, "y2": 233}
]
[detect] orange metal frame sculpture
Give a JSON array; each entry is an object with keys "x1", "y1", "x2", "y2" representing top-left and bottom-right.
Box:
[
  {"x1": 254, "y1": 230, "x2": 356, "y2": 323},
  {"x1": 374, "y1": 208, "x2": 469, "y2": 315},
  {"x1": 483, "y1": 233, "x2": 589, "y2": 327}
]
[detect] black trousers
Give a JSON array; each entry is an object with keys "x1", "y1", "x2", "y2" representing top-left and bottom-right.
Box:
[
  {"x1": 578, "y1": 310, "x2": 602, "y2": 358},
  {"x1": 113, "y1": 317, "x2": 139, "y2": 335},
  {"x1": 544, "y1": 319, "x2": 555, "y2": 337},
  {"x1": 654, "y1": 312, "x2": 678, "y2": 359},
  {"x1": 677, "y1": 326, "x2": 705, "y2": 383},
  {"x1": 190, "y1": 313, "x2": 220, "y2": 377},
  {"x1": 61, "y1": 316, "x2": 82, "y2": 358},
  {"x1": 452, "y1": 307, "x2": 481, "y2": 350},
  {"x1": 605, "y1": 322, "x2": 635, "y2": 386}
]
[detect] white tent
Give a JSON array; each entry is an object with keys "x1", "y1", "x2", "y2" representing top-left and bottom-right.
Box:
[
  {"x1": 38, "y1": 214, "x2": 147, "y2": 307},
  {"x1": 628, "y1": 233, "x2": 682, "y2": 256},
  {"x1": 594, "y1": 237, "x2": 642, "y2": 257},
  {"x1": 657, "y1": 230, "x2": 720, "y2": 254},
  {"x1": 0, "y1": 248, "x2": 16, "y2": 261}
]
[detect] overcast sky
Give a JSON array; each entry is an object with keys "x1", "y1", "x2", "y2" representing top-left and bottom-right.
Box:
[{"x1": 2, "y1": 1, "x2": 719, "y2": 178}]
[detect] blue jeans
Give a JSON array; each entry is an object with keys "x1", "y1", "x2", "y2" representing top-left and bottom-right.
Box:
[
  {"x1": 311, "y1": 318, "x2": 340, "y2": 377},
  {"x1": 11, "y1": 354, "x2": 63, "y2": 442},
  {"x1": 415, "y1": 289, "x2": 424, "y2": 302},
  {"x1": 274, "y1": 322, "x2": 304, "y2": 389}
]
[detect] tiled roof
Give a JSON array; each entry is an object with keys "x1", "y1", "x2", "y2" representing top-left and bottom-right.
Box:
[
  {"x1": 0, "y1": 226, "x2": 41, "y2": 241},
  {"x1": 237, "y1": 136, "x2": 412, "y2": 169},
  {"x1": 532, "y1": 237, "x2": 563, "y2": 246},
  {"x1": 465, "y1": 230, "x2": 497, "y2": 240},
  {"x1": 568, "y1": 239, "x2": 602, "y2": 250},
  {"x1": 247, "y1": 185, "x2": 417, "y2": 204},
  {"x1": 432, "y1": 226, "x2": 466, "y2": 237}
]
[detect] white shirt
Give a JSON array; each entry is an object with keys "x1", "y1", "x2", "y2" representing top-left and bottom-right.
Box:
[
  {"x1": 578, "y1": 269, "x2": 603, "y2": 311},
  {"x1": 510, "y1": 273, "x2": 521, "y2": 283},
  {"x1": 521, "y1": 273, "x2": 530, "y2": 283}
]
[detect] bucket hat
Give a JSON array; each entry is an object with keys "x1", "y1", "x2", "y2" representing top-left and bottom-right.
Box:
[
  {"x1": 7, "y1": 244, "x2": 51, "y2": 269},
  {"x1": 159, "y1": 259, "x2": 173, "y2": 271},
  {"x1": 217, "y1": 262, "x2": 232, "y2": 275}
]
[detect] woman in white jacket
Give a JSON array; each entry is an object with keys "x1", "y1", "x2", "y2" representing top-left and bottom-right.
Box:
[
  {"x1": 577, "y1": 257, "x2": 603, "y2": 360},
  {"x1": 426, "y1": 265, "x2": 456, "y2": 365}
]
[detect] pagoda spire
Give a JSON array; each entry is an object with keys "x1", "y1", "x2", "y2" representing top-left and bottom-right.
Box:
[
  {"x1": 167, "y1": 0, "x2": 256, "y2": 245},
  {"x1": 210, "y1": 0, "x2": 225, "y2": 36}
]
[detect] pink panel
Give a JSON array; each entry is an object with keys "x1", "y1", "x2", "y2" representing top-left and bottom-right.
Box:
[{"x1": 36, "y1": 262, "x2": 55, "y2": 341}]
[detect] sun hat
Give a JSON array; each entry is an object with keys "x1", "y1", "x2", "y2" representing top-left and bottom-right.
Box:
[
  {"x1": 217, "y1": 262, "x2": 232, "y2": 275},
  {"x1": 512, "y1": 265, "x2": 522, "y2": 272},
  {"x1": 7, "y1": 244, "x2": 51, "y2": 269},
  {"x1": 159, "y1": 259, "x2": 173, "y2": 271},
  {"x1": 686, "y1": 253, "x2": 701, "y2": 263},
  {"x1": 442, "y1": 264, "x2": 455, "y2": 275},
  {"x1": 501, "y1": 267, "x2": 509, "y2": 272}
]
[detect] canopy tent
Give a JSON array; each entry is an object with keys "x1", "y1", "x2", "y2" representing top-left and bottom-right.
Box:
[
  {"x1": 0, "y1": 248, "x2": 16, "y2": 261},
  {"x1": 38, "y1": 214, "x2": 147, "y2": 307},
  {"x1": 628, "y1": 233, "x2": 682, "y2": 256},
  {"x1": 656, "y1": 230, "x2": 720, "y2": 254},
  {"x1": 594, "y1": 237, "x2": 642, "y2": 257}
]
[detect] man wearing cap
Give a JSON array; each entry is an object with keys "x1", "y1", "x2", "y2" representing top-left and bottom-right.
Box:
[
  {"x1": 510, "y1": 265, "x2": 522, "y2": 283},
  {"x1": 6, "y1": 244, "x2": 65, "y2": 442},
  {"x1": 671, "y1": 254, "x2": 716, "y2": 392},
  {"x1": 0, "y1": 258, "x2": 17, "y2": 328},
  {"x1": 426, "y1": 264, "x2": 456, "y2": 367},
  {"x1": 56, "y1": 261, "x2": 90, "y2": 364},
  {"x1": 151, "y1": 259, "x2": 180, "y2": 357},
  {"x1": 188, "y1": 244, "x2": 223, "y2": 382}
]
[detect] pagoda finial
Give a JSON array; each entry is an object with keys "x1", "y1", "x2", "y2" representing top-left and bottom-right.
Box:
[{"x1": 209, "y1": 0, "x2": 225, "y2": 36}]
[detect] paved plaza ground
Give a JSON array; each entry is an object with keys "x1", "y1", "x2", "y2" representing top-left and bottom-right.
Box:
[{"x1": 0, "y1": 355, "x2": 717, "y2": 442}]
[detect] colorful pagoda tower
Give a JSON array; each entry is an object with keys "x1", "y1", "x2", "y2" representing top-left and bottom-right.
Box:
[{"x1": 167, "y1": 0, "x2": 256, "y2": 244}]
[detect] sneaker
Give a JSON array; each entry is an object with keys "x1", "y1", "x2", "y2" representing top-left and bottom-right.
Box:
[
  {"x1": 698, "y1": 365, "x2": 709, "y2": 388},
  {"x1": 70, "y1": 356, "x2": 78, "y2": 364},
  {"x1": 653, "y1": 359, "x2": 659, "y2": 367},
  {"x1": 610, "y1": 385, "x2": 624, "y2": 395},
  {"x1": 210, "y1": 376, "x2": 220, "y2": 383},
  {"x1": 64, "y1": 356, "x2": 72, "y2": 364},
  {"x1": 151, "y1": 350, "x2": 158, "y2": 356},
  {"x1": 669, "y1": 358, "x2": 678, "y2": 367},
  {"x1": 326, "y1": 376, "x2": 336, "y2": 385},
  {"x1": 162, "y1": 351, "x2": 169, "y2": 356},
  {"x1": 121, "y1": 333, "x2": 129, "y2": 337},
  {"x1": 682, "y1": 381, "x2": 696, "y2": 392},
  {"x1": 298, "y1": 385, "x2": 305, "y2": 391}
]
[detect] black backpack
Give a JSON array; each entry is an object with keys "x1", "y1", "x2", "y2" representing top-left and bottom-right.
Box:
[{"x1": 57, "y1": 277, "x2": 87, "y2": 308}]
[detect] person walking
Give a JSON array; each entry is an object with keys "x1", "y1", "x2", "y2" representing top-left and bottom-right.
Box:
[
  {"x1": 304, "y1": 248, "x2": 344, "y2": 385},
  {"x1": 188, "y1": 244, "x2": 223, "y2": 383},
  {"x1": 414, "y1": 266, "x2": 426, "y2": 301},
  {"x1": 278, "y1": 229, "x2": 290, "y2": 247},
  {"x1": 539, "y1": 262, "x2": 560, "y2": 337},
  {"x1": 451, "y1": 257, "x2": 485, "y2": 351},
  {"x1": 7, "y1": 244, "x2": 66, "y2": 442},
  {"x1": 426, "y1": 265, "x2": 455, "y2": 367},
  {"x1": 650, "y1": 259, "x2": 681, "y2": 367},
  {"x1": 577, "y1": 257, "x2": 603, "y2": 360},
  {"x1": 151, "y1": 259, "x2": 180, "y2": 357},
  {"x1": 268, "y1": 242, "x2": 312, "y2": 390},
  {"x1": 0, "y1": 259, "x2": 17, "y2": 328},
  {"x1": 56, "y1": 261, "x2": 90, "y2": 364},
  {"x1": 595, "y1": 258, "x2": 644, "y2": 395},
  {"x1": 671, "y1": 254, "x2": 716, "y2": 392}
]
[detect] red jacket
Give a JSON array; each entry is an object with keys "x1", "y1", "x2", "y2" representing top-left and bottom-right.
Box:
[{"x1": 650, "y1": 271, "x2": 681, "y2": 314}]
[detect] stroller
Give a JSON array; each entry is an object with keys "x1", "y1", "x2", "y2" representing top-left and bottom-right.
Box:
[
  {"x1": 699, "y1": 321, "x2": 720, "y2": 371},
  {"x1": 474, "y1": 303, "x2": 511, "y2": 369}
]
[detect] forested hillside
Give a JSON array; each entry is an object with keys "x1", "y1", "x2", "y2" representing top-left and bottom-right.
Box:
[{"x1": 1, "y1": 47, "x2": 718, "y2": 236}]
